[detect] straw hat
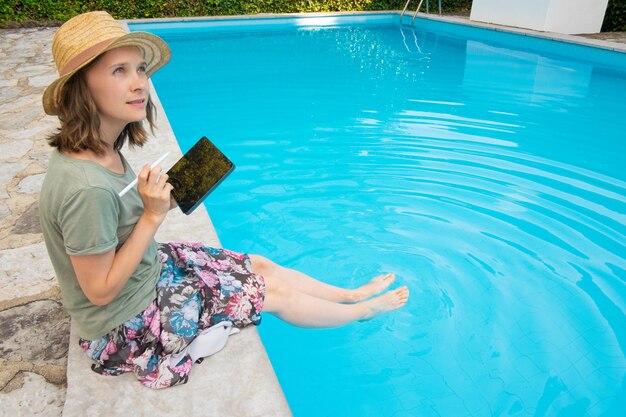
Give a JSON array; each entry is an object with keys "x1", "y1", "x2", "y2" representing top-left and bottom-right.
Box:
[{"x1": 43, "y1": 11, "x2": 171, "y2": 115}]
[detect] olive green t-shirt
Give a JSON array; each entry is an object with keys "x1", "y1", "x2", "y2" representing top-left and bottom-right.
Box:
[{"x1": 39, "y1": 150, "x2": 160, "y2": 340}]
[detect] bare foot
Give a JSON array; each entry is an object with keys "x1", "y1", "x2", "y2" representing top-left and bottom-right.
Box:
[
  {"x1": 360, "y1": 286, "x2": 409, "y2": 320},
  {"x1": 347, "y1": 273, "x2": 396, "y2": 303}
]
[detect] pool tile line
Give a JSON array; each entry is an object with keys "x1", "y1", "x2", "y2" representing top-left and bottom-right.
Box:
[
  {"x1": 413, "y1": 13, "x2": 626, "y2": 54},
  {"x1": 126, "y1": 10, "x2": 626, "y2": 54}
]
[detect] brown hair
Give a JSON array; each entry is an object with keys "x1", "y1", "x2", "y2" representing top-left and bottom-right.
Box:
[{"x1": 47, "y1": 67, "x2": 156, "y2": 155}]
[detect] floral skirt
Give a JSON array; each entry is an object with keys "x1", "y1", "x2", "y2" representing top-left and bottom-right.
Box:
[{"x1": 79, "y1": 242, "x2": 265, "y2": 389}]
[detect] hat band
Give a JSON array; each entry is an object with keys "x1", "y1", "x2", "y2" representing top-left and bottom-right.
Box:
[{"x1": 60, "y1": 37, "x2": 117, "y2": 77}]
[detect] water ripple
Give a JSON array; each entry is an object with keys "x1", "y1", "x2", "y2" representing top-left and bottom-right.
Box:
[{"x1": 153, "y1": 21, "x2": 626, "y2": 417}]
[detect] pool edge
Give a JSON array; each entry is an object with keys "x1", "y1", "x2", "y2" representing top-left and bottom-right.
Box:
[
  {"x1": 123, "y1": 10, "x2": 626, "y2": 54},
  {"x1": 142, "y1": 72, "x2": 293, "y2": 417}
]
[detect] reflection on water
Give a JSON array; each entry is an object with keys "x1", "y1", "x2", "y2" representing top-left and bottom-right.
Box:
[{"x1": 146, "y1": 18, "x2": 626, "y2": 417}]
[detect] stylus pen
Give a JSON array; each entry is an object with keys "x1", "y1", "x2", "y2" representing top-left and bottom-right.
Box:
[{"x1": 118, "y1": 152, "x2": 170, "y2": 197}]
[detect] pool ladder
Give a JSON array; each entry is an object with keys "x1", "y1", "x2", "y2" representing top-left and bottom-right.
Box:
[{"x1": 401, "y1": 0, "x2": 442, "y2": 25}]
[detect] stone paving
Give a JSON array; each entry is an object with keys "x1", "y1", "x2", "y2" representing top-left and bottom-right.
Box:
[
  {"x1": 0, "y1": 16, "x2": 625, "y2": 416},
  {"x1": 581, "y1": 31, "x2": 626, "y2": 44},
  {"x1": 0, "y1": 26, "x2": 69, "y2": 416}
]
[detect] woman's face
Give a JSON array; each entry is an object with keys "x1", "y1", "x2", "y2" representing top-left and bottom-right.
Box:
[{"x1": 85, "y1": 46, "x2": 149, "y2": 138}]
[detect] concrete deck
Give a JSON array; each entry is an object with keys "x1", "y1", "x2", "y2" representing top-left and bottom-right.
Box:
[{"x1": 0, "y1": 12, "x2": 625, "y2": 416}]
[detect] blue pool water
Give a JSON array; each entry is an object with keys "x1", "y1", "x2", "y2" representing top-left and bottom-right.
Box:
[{"x1": 131, "y1": 14, "x2": 626, "y2": 416}]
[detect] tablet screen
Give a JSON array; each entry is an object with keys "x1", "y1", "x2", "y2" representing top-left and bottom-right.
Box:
[{"x1": 166, "y1": 137, "x2": 235, "y2": 215}]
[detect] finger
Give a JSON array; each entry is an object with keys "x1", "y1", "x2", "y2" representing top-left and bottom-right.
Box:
[
  {"x1": 159, "y1": 183, "x2": 173, "y2": 201},
  {"x1": 158, "y1": 173, "x2": 169, "y2": 184},
  {"x1": 150, "y1": 165, "x2": 163, "y2": 175},
  {"x1": 150, "y1": 167, "x2": 162, "y2": 183},
  {"x1": 138, "y1": 164, "x2": 151, "y2": 186},
  {"x1": 169, "y1": 195, "x2": 178, "y2": 209}
]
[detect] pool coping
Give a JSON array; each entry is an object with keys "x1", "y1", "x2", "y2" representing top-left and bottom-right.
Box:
[
  {"x1": 413, "y1": 12, "x2": 626, "y2": 53},
  {"x1": 125, "y1": 10, "x2": 626, "y2": 54}
]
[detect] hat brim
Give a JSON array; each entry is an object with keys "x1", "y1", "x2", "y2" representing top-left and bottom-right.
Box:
[{"x1": 42, "y1": 31, "x2": 171, "y2": 115}]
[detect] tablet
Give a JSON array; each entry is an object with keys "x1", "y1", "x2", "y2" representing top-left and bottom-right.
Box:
[{"x1": 166, "y1": 136, "x2": 235, "y2": 215}]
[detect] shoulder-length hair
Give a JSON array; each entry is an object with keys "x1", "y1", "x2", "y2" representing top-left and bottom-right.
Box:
[{"x1": 47, "y1": 67, "x2": 156, "y2": 155}]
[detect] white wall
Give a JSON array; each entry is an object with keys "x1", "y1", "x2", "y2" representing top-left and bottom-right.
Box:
[
  {"x1": 470, "y1": 0, "x2": 610, "y2": 34},
  {"x1": 545, "y1": 0, "x2": 610, "y2": 34},
  {"x1": 470, "y1": 0, "x2": 549, "y2": 32}
]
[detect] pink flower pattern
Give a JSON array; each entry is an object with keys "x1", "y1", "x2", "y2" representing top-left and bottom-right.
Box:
[{"x1": 79, "y1": 242, "x2": 265, "y2": 389}]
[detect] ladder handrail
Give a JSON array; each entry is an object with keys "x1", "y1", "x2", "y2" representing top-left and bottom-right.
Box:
[
  {"x1": 400, "y1": 0, "x2": 412, "y2": 20},
  {"x1": 412, "y1": 0, "x2": 426, "y2": 24},
  {"x1": 401, "y1": 0, "x2": 442, "y2": 25}
]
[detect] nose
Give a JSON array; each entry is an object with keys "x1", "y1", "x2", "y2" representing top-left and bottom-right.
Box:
[{"x1": 131, "y1": 70, "x2": 149, "y2": 91}]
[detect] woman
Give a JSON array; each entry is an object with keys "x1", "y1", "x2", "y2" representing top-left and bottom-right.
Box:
[{"x1": 39, "y1": 11, "x2": 409, "y2": 389}]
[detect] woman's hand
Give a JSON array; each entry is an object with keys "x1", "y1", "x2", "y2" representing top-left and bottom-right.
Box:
[
  {"x1": 137, "y1": 163, "x2": 173, "y2": 225},
  {"x1": 170, "y1": 194, "x2": 178, "y2": 211}
]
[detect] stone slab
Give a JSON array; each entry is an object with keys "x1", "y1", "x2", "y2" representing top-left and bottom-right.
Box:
[
  {"x1": 63, "y1": 321, "x2": 290, "y2": 417},
  {"x1": 17, "y1": 173, "x2": 45, "y2": 194},
  {"x1": 0, "y1": 372, "x2": 65, "y2": 417},
  {"x1": 0, "y1": 300, "x2": 69, "y2": 365},
  {"x1": 14, "y1": 202, "x2": 41, "y2": 234},
  {"x1": 28, "y1": 74, "x2": 56, "y2": 89},
  {"x1": 0, "y1": 139, "x2": 33, "y2": 160},
  {"x1": 0, "y1": 93, "x2": 40, "y2": 112},
  {"x1": 0, "y1": 202, "x2": 9, "y2": 218},
  {"x1": 3, "y1": 124, "x2": 55, "y2": 142},
  {"x1": 0, "y1": 162, "x2": 27, "y2": 198},
  {"x1": 0, "y1": 78, "x2": 18, "y2": 88},
  {"x1": 0, "y1": 242, "x2": 56, "y2": 303},
  {"x1": 0, "y1": 104, "x2": 43, "y2": 130}
]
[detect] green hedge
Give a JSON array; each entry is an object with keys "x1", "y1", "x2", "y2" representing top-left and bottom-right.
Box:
[
  {"x1": 3, "y1": 0, "x2": 622, "y2": 32},
  {"x1": 0, "y1": 0, "x2": 472, "y2": 26},
  {"x1": 603, "y1": 0, "x2": 626, "y2": 32}
]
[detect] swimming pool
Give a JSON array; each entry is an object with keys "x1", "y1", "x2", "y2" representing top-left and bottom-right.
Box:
[{"x1": 131, "y1": 13, "x2": 626, "y2": 416}]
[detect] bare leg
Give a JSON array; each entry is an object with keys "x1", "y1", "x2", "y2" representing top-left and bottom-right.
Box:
[
  {"x1": 249, "y1": 255, "x2": 396, "y2": 303},
  {"x1": 261, "y1": 269, "x2": 409, "y2": 328}
]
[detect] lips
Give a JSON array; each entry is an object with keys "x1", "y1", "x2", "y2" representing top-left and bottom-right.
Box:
[{"x1": 127, "y1": 98, "x2": 146, "y2": 106}]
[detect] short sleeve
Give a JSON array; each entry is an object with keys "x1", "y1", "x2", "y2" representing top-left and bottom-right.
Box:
[{"x1": 60, "y1": 186, "x2": 120, "y2": 255}]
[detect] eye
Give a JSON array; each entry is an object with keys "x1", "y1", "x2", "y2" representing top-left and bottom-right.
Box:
[
  {"x1": 113, "y1": 66, "x2": 125, "y2": 74},
  {"x1": 138, "y1": 64, "x2": 147, "y2": 74}
]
